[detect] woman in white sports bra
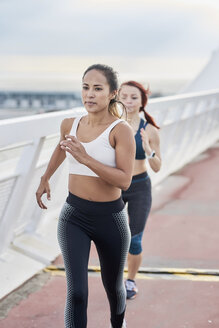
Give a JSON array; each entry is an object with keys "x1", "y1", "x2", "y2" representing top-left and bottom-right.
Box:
[{"x1": 36, "y1": 64, "x2": 135, "y2": 328}]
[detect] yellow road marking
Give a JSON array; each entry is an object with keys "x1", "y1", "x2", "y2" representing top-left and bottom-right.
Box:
[{"x1": 44, "y1": 265, "x2": 219, "y2": 281}]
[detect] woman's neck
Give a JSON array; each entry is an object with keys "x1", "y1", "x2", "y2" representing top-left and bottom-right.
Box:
[
  {"x1": 127, "y1": 113, "x2": 140, "y2": 132},
  {"x1": 85, "y1": 111, "x2": 113, "y2": 126},
  {"x1": 127, "y1": 113, "x2": 140, "y2": 124}
]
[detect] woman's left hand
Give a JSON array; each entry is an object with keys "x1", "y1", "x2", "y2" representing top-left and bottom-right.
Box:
[
  {"x1": 140, "y1": 128, "x2": 151, "y2": 154},
  {"x1": 60, "y1": 135, "x2": 88, "y2": 164}
]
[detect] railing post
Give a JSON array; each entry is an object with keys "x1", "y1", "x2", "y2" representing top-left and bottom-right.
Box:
[{"x1": 0, "y1": 137, "x2": 45, "y2": 254}]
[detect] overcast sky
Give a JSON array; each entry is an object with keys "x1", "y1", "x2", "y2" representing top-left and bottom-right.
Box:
[{"x1": 0, "y1": 0, "x2": 219, "y2": 58}]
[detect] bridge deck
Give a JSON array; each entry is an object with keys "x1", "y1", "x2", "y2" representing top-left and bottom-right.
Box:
[{"x1": 0, "y1": 143, "x2": 219, "y2": 328}]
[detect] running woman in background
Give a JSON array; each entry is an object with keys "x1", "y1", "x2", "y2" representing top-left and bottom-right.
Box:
[
  {"x1": 118, "y1": 81, "x2": 161, "y2": 300},
  {"x1": 36, "y1": 65, "x2": 135, "y2": 328}
]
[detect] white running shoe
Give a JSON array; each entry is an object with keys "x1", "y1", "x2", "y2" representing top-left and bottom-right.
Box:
[{"x1": 125, "y1": 279, "x2": 138, "y2": 300}]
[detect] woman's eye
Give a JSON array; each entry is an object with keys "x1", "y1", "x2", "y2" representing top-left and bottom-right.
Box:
[
  {"x1": 83, "y1": 86, "x2": 88, "y2": 90},
  {"x1": 95, "y1": 88, "x2": 102, "y2": 91}
]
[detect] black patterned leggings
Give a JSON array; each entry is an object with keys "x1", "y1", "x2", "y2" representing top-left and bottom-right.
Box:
[
  {"x1": 57, "y1": 192, "x2": 131, "y2": 328},
  {"x1": 122, "y1": 171, "x2": 152, "y2": 255}
]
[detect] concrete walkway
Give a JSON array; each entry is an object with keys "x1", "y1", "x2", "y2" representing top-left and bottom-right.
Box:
[{"x1": 0, "y1": 143, "x2": 219, "y2": 328}]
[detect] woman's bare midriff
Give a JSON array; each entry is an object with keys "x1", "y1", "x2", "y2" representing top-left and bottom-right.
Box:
[
  {"x1": 133, "y1": 159, "x2": 147, "y2": 176},
  {"x1": 68, "y1": 174, "x2": 121, "y2": 202},
  {"x1": 68, "y1": 160, "x2": 147, "y2": 201}
]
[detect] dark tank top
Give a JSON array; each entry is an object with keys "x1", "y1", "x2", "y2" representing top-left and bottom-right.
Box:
[{"x1": 135, "y1": 118, "x2": 148, "y2": 160}]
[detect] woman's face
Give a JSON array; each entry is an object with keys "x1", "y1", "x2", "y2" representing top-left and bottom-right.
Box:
[
  {"x1": 119, "y1": 85, "x2": 142, "y2": 114},
  {"x1": 82, "y1": 69, "x2": 114, "y2": 114}
]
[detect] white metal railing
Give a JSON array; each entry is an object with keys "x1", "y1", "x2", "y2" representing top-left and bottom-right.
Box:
[
  {"x1": 0, "y1": 89, "x2": 219, "y2": 281},
  {"x1": 0, "y1": 107, "x2": 86, "y2": 256},
  {"x1": 147, "y1": 89, "x2": 219, "y2": 184}
]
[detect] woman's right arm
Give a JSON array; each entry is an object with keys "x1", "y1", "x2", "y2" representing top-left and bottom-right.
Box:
[{"x1": 36, "y1": 118, "x2": 73, "y2": 209}]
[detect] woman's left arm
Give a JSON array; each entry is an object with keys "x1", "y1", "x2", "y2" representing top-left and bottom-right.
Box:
[
  {"x1": 60, "y1": 122, "x2": 136, "y2": 190},
  {"x1": 140, "y1": 125, "x2": 162, "y2": 173}
]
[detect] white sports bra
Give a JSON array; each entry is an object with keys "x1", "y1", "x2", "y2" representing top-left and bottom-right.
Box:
[{"x1": 66, "y1": 115, "x2": 124, "y2": 177}]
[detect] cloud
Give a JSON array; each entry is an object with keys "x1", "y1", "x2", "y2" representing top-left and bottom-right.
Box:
[{"x1": 0, "y1": 0, "x2": 218, "y2": 57}]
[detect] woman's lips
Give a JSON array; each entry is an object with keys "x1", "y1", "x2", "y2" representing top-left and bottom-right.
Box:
[{"x1": 86, "y1": 101, "x2": 96, "y2": 105}]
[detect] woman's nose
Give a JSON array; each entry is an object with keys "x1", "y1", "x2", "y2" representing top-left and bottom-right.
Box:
[
  {"x1": 124, "y1": 98, "x2": 132, "y2": 104},
  {"x1": 87, "y1": 90, "x2": 95, "y2": 98}
]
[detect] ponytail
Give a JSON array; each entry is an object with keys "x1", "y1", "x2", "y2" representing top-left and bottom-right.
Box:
[
  {"x1": 139, "y1": 106, "x2": 160, "y2": 129},
  {"x1": 108, "y1": 98, "x2": 126, "y2": 119}
]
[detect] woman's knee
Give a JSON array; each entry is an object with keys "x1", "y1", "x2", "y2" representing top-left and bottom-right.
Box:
[
  {"x1": 129, "y1": 232, "x2": 143, "y2": 255},
  {"x1": 68, "y1": 287, "x2": 88, "y2": 305}
]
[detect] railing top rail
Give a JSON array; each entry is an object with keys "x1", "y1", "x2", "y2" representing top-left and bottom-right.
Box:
[
  {"x1": 0, "y1": 107, "x2": 84, "y2": 126},
  {"x1": 0, "y1": 88, "x2": 219, "y2": 127},
  {"x1": 0, "y1": 108, "x2": 86, "y2": 148},
  {"x1": 149, "y1": 88, "x2": 219, "y2": 104},
  {"x1": 0, "y1": 88, "x2": 219, "y2": 148}
]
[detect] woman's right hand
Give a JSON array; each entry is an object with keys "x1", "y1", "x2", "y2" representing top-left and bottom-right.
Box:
[{"x1": 36, "y1": 177, "x2": 51, "y2": 209}]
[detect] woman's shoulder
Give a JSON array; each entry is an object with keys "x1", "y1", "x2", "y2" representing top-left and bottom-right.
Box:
[
  {"x1": 113, "y1": 118, "x2": 131, "y2": 128},
  {"x1": 112, "y1": 119, "x2": 133, "y2": 137},
  {"x1": 146, "y1": 122, "x2": 160, "y2": 140},
  {"x1": 60, "y1": 117, "x2": 76, "y2": 135},
  {"x1": 112, "y1": 120, "x2": 135, "y2": 149},
  {"x1": 61, "y1": 116, "x2": 75, "y2": 127},
  {"x1": 146, "y1": 121, "x2": 159, "y2": 131}
]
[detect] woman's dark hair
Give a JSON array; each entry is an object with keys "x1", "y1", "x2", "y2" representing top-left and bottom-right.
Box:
[
  {"x1": 83, "y1": 64, "x2": 125, "y2": 118},
  {"x1": 119, "y1": 81, "x2": 160, "y2": 129}
]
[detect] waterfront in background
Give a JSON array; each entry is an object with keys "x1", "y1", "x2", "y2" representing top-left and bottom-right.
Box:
[{"x1": 0, "y1": 55, "x2": 208, "y2": 120}]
